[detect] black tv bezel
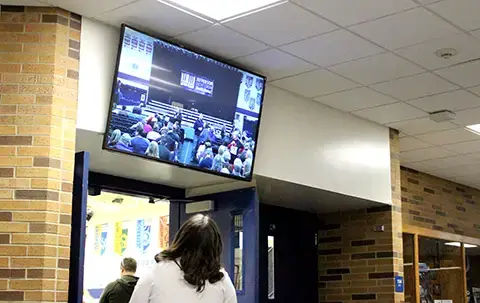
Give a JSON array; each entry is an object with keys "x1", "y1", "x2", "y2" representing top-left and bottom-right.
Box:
[{"x1": 102, "y1": 24, "x2": 267, "y2": 183}]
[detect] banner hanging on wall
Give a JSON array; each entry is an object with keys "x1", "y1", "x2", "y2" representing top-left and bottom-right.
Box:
[
  {"x1": 115, "y1": 222, "x2": 129, "y2": 256},
  {"x1": 136, "y1": 219, "x2": 152, "y2": 255},
  {"x1": 94, "y1": 224, "x2": 108, "y2": 256},
  {"x1": 159, "y1": 216, "x2": 169, "y2": 250}
]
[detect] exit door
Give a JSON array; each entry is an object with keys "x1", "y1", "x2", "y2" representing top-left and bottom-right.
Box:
[{"x1": 173, "y1": 188, "x2": 259, "y2": 303}]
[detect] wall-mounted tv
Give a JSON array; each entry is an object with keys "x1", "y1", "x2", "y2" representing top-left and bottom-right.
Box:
[{"x1": 103, "y1": 25, "x2": 266, "y2": 181}]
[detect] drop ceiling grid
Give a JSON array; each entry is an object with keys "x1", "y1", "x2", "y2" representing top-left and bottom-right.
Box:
[{"x1": 32, "y1": 0, "x2": 480, "y2": 189}]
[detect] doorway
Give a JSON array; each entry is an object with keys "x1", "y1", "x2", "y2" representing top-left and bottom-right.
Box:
[{"x1": 82, "y1": 191, "x2": 170, "y2": 303}]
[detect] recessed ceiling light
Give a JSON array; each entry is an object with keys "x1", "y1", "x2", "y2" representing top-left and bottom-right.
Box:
[
  {"x1": 445, "y1": 242, "x2": 477, "y2": 248},
  {"x1": 466, "y1": 124, "x2": 480, "y2": 135},
  {"x1": 160, "y1": 0, "x2": 285, "y2": 21}
]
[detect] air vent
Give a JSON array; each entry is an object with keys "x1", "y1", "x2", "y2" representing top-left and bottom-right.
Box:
[{"x1": 429, "y1": 110, "x2": 456, "y2": 123}]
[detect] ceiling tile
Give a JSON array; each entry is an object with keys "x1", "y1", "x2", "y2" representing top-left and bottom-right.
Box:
[
  {"x1": 451, "y1": 107, "x2": 480, "y2": 126},
  {"x1": 280, "y1": 29, "x2": 383, "y2": 67},
  {"x1": 96, "y1": 0, "x2": 211, "y2": 37},
  {"x1": 387, "y1": 117, "x2": 458, "y2": 135},
  {"x1": 443, "y1": 140, "x2": 480, "y2": 154},
  {"x1": 399, "y1": 136, "x2": 432, "y2": 152},
  {"x1": 472, "y1": 29, "x2": 480, "y2": 40},
  {"x1": 270, "y1": 69, "x2": 360, "y2": 98},
  {"x1": 433, "y1": 164, "x2": 480, "y2": 178},
  {"x1": 234, "y1": 49, "x2": 317, "y2": 81},
  {"x1": 428, "y1": 0, "x2": 480, "y2": 31},
  {"x1": 370, "y1": 73, "x2": 459, "y2": 101},
  {"x1": 400, "y1": 146, "x2": 456, "y2": 163},
  {"x1": 291, "y1": 0, "x2": 417, "y2": 27},
  {"x1": 395, "y1": 33, "x2": 480, "y2": 70},
  {"x1": 406, "y1": 153, "x2": 480, "y2": 172},
  {"x1": 224, "y1": 2, "x2": 337, "y2": 47},
  {"x1": 175, "y1": 24, "x2": 269, "y2": 59},
  {"x1": 48, "y1": 0, "x2": 137, "y2": 18},
  {"x1": 406, "y1": 90, "x2": 480, "y2": 112},
  {"x1": 353, "y1": 102, "x2": 426, "y2": 124},
  {"x1": 469, "y1": 85, "x2": 480, "y2": 97},
  {"x1": 328, "y1": 52, "x2": 424, "y2": 86},
  {"x1": 435, "y1": 61, "x2": 480, "y2": 88},
  {"x1": 314, "y1": 87, "x2": 397, "y2": 112},
  {"x1": 415, "y1": 128, "x2": 479, "y2": 145},
  {"x1": 350, "y1": 8, "x2": 460, "y2": 50}
]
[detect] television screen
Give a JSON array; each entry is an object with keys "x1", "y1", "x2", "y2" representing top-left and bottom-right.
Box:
[{"x1": 103, "y1": 25, "x2": 266, "y2": 181}]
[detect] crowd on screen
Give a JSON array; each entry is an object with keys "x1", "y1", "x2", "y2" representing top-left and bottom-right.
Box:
[{"x1": 107, "y1": 107, "x2": 254, "y2": 178}]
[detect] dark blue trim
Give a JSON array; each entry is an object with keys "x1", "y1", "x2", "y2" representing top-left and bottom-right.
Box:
[
  {"x1": 68, "y1": 152, "x2": 90, "y2": 303},
  {"x1": 236, "y1": 107, "x2": 259, "y2": 119}
]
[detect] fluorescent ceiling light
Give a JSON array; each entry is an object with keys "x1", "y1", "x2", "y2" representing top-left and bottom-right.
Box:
[
  {"x1": 466, "y1": 124, "x2": 480, "y2": 135},
  {"x1": 161, "y1": 0, "x2": 285, "y2": 21},
  {"x1": 445, "y1": 242, "x2": 477, "y2": 248}
]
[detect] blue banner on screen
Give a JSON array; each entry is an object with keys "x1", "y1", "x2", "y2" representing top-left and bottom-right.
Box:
[
  {"x1": 180, "y1": 71, "x2": 214, "y2": 97},
  {"x1": 104, "y1": 25, "x2": 266, "y2": 181}
]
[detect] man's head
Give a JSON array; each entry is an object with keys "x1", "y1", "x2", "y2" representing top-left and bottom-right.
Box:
[{"x1": 120, "y1": 257, "x2": 137, "y2": 276}]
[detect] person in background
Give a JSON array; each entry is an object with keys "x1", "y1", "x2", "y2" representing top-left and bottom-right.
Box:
[
  {"x1": 243, "y1": 158, "x2": 253, "y2": 178},
  {"x1": 131, "y1": 131, "x2": 150, "y2": 155},
  {"x1": 115, "y1": 133, "x2": 133, "y2": 152},
  {"x1": 158, "y1": 138, "x2": 172, "y2": 161},
  {"x1": 144, "y1": 117, "x2": 155, "y2": 134},
  {"x1": 220, "y1": 167, "x2": 231, "y2": 175},
  {"x1": 129, "y1": 215, "x2": 237, "y2": 303},
  {"x1": 130, "y1": 121, "x2": 145, "y2": 136},
  {"x1": 199, "y1": 148, "x2": 214, "y2": 169},
  {"x1": 232, "y1": 158, "x2": 243, "y2": 177},
  {"x1": 211, "y1": 154, "x2": 223, "y2": 172},
  {"x1": 228, "y1": 131, "x2": 244, "y2": 158},
  {"x1": 99, "y1": 258, "x2": 139, "y2": 303},
  {"x1": 145, "y1": 141, "x2": 159, "y2": 158},
  {"x1": 192, "y1": 114, "x2": 204, "y2": 158},
  {"x1": 119, "y1": 105, "x2": 129, "y2": 116},
  {"x1": 173, "y1": 107, "x2": 183, "y2": 126},
  {"x1": 108, "y1": 129, "x2": 122, "y2": 147},
  {"x1": 147, "y1": 124, "x2": 161, "y2": 142}
]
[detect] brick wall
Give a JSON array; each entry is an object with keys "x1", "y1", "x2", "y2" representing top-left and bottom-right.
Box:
[
  {"x1": 317, "y1": 129, "x2": 404, "y2": 303},
  {"x1": 401, "y1": 166, "x2": 480, "y2": 238},
  {"x1": 0, "y1": 6, "x2": 80, "y2": 302}
]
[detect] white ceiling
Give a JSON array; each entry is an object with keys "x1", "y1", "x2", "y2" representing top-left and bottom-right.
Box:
[{"x1": 9, "y1": 0, "x2": 480, "y2": 190}]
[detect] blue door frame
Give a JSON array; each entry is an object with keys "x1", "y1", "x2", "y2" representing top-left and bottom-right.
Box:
[{"x1": 171, "y1": 188, "x2": 260, "y2": 303}]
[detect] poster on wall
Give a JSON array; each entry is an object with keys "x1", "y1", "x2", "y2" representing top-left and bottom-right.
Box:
[
  {"x1": 94, "y1": 224, "x2": 108, "y2": 256},
  {"x1": 114, "y1": 221, "x2": 129, "y2": 256},
  {"x1": 136, "y1": 219, "x2": 152, "y2": 255},
  {"x1": 159, "y1": 216, "x2": 169, "y2": 250}
]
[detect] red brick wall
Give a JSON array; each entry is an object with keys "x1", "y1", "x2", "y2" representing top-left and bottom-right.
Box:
[{"x1": 0, "y1": 5, "x2": 80, "y2": 302}]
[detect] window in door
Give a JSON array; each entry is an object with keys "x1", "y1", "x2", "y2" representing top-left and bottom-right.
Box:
[{"x1": 233, "y1": 213, "x2": 244, "y2": 291}]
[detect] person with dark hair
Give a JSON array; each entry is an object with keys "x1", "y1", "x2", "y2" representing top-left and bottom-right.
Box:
[
  {"x1": 99, "y1": 257, "x2": 139, "y2": 303},
  {"x1": 129, "y1": 214, "x2": 237, "y2": 303}
]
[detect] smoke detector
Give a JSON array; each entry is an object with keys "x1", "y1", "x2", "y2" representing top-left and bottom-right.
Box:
[
  {"x1": 435, "y1": 48, "x2": 457, "y2": 59},
  {"x1": 429, "y1": 110, "x2": 456, "y2": 122}
]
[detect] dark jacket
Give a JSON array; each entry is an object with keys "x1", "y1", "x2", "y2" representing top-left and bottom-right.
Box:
[
  {"x1": 194, "y1": 119, "x2": 204, "y2": 136},
  {"x1": 99, "y1": 275, "x2": 139, "y2": 303}
]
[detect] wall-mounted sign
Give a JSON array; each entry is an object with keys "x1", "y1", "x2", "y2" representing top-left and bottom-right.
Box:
[{"x1": 395, "y1": 276, "x2": 404, "y2": 293}]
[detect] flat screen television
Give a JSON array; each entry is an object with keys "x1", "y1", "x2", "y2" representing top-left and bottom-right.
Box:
[{"x1": 103, "y1": 25, "x2": 266, "y2": 181}]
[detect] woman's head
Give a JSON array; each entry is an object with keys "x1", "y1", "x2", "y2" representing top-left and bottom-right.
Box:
[
  {"x1": 158, "y1": 214, "x2": 224, "y2": 292},
  {"x1": 145, "y1": 141, "x2": 159, "y2": 158},
  {"x1": 109, "y1": 129, "x2": 122, "y2": 145},
  {"x1": 119, "y1": 133, "x2": 131, "y2": 146}
]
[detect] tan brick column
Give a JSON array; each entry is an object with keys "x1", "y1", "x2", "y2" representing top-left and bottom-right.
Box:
[
  {"x1": 389, "y1": 128, "x2": 404, "y2": 303},
  {"x1": 0, "y1": 6, "x2": 81, "y2": 302}
]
